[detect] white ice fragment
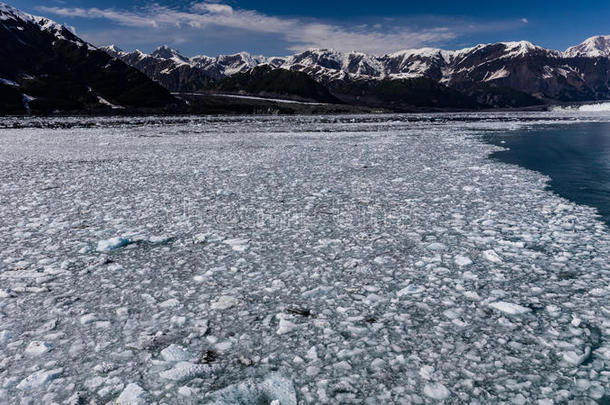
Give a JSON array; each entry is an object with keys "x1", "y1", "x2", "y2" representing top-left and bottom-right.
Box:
[
  {"x1": 397, "y1": 285, "x2": 424, "y2": 296},
  {"x1": 171, "y1": 316, "x2": 186, "y2": 327},
  {"x1": 423, "y1": 383, "x2": 450, "y2": 400},
  {"x1": 488, "y1": 301, "x2": 531, "y2": 315},
  {"x1": 159, "y1": 298, "x2": 180, "y2": 308},
  {"x1": 370, "y1": 358, "x2": 386, "y2": 369},
  {"x1": 419, "y1": 365, "x2": 435, "y2": 380},
  {"x1": 116, "y1": 383, "x2": 147, "y2": 405},
  {"x1": 562, "y1": 348, "x2": 590, "y2": 366},
  {"x1": 159, "y1": 362, "x2": 211, "y2": 381},
  {"x1": 0, "y1": 330, "x2": 14, "y2": 344},
  {"x1": 16, "y1": 368, "x2": 63, "y2": 390},
  {"x1": 461, "y1": 271, "x2": 478, "y2": 280},
  {"x1": 161, "y1": 344, "x2": 195, "y2": 362},
  {"x1": 305, "y1": 346, "x2": 318, "y2": 361},
  {"x1": 0, "y1": 289, "x2": 16, "y2": 298},
  {"x1": 305, "y1": 366, "x2": 320, "y2": 376},
  {"x1": 454, "y1": 255, "x2": 473, "y2": 266},
  {"x1": 211, "y1": 295, "x2": 239, "y2": 310},
  {"x1": 80, "y1": 313, "x2": 97, "y2": 325},
  {"x1": 25, "y1": 341, "x2": 52, "y2": 356},
  {"x1": 277, "y1": 317, "x2": 298, "y2": 335},
  {"x1": 149, "y1": 235, "x2": 171, "y2": 244},
  {"x1": 463, "y1": 291, "x2": 481, "y2": 300},
  {"x1": 84, "y1": 377, "x2": 105, "y2": 389},
  {"x1": 427, "y1": 242, "x2": 447, "y2": 251},
  {"x1": 215, "y1": 341, "x2": 233, "y2": 352},
  {"x1": 224, "y1": 238, "x2": 250, "y2": 252},
  {"x1": 482, "y1": 250, "x2": 503, "y2": 263},
  {"x1": 116, "y1": 307, "x2": 129, "y2": 318},
  {"x1": 96, "y1": 237, "x2": 132, "y2": 252},
  {"x1": 178, "y1": 386, "x2": 194, "y2": 397}
]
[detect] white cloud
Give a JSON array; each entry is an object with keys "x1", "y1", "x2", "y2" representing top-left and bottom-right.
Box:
[
  {"x1": 521, "y1": 18, "x2": 529, "y2": 24},
  {"x1": 36, "y1": 2, "x2": 522, "y2": 55},
  {"x1": 192, "y1": 3, "x2": 234, "y2": 16}
]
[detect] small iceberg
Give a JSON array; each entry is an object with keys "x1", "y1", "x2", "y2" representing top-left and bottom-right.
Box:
[{"x1": 96, "y1": 237, "x2": 132, "y2": 252}]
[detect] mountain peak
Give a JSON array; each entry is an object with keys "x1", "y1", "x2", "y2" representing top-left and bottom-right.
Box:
[
  {"x1": 151, "y1": 45, "x2": 190, "y2": 64},
  {"x1": 101, "y1": 44, "x2": 125, "y2": 58},
  {"x1": 565, "y1": 35, "x2": 610, "y2": 58}
]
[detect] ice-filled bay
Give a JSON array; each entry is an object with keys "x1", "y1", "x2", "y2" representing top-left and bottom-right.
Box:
[{"x1": 0, "y1": 113, "x2": 609, "y2": 404}]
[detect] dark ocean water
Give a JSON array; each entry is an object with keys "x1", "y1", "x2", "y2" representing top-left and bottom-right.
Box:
[{"x1": 486, "y1": 122, "x2": 610, "y2": 227}]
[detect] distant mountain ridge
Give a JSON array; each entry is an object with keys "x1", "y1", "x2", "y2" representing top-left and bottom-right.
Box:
[
  {"x1": 0, "y1": 3, "x2": 176, "y2": 114},
  {"x1": 2, "y1": 0, "x2": 610, "y2": 114},
  {"x1": 102, "y1": 36, "x2": 610, "y2": 109}
]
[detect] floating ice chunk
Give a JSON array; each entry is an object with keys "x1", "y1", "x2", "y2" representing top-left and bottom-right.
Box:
[
  {"x1": 562, "y1": 348, "x2": 590, "y2": 366},
  {"x1": 171, "y1": 316, "x2": 186, "y2": 327},
  {"x1": 80, "y1": 313, "x2": 98, "y2": 325},
  {"x1": 96, "y1": 237, "x2": 132, "y2": 252},
  {"x1": 454, "y1": 255, "x2": 473, "y2": 266},
  {"x1": 489, "y1": 301, "x2": 531, "y2": 315},
  {"x1": 545, "y1": 305, "x2": 561, "y2": 318},
  {"x1": 149, "y1": 235, "x2": 171, "y2": 244},
  {"x1": 16, "y1": 368, "x2": 63, "y2": 390},
  {"x1": 277, "y1": 317, "x2": 298, "y2": 335},
  {"x1": 463, "y1": 291, "x2": 481, "y2": 300},
  {"x1": 462, "y1": 271, "x2": 478, "y2": 280},
  {"x1": 211, "y1": 295, "x2": 239, "y2": 310},
  {"x1": 370, "y1": 358, "x2": 386, "y2": 370},
  {"x1": 419, "y1": 365, "x2": 435, "y2": 380},
  {"x1": 159, "y1": 298, "x2": 180, "y2": 308},
  {"x1": 25, "y1": 341, "x2": 52, "y2": 356},
  {"x1": 482, "y1": 250, "x2": 503, "y2": 263},
  {"x1": 306, "y1": 366, "x2": 320, "y2": 376},
  {"x1": 0, "y1": 289, "x2": 16, "y2": 298},
  {"x1": 84, "y1": 376, "x2": 105, "y2": 389},
  {"x1": 397, "y1": 285, "x2": 424, "y2": 296},
  {"x1": 159, "y1": 361, "x2": 212, "y2": 381},
  {"x1": 427, "y1": 243, "x2": 447, "y2": 251},
  {"x1": 306, "y1": 346, "x2": 318, "y2": 361},
  {"x1": 0, "y1": 330, "x2": 14, "y2": 344},
  {"x1": 179, "y1": 386, "x2": 194, "y2": 397},
  {"x1": 116, "y1": 383, "x2": 147, "y2": 405},
  {"x1": 206, "y1": 373, "x2": 297, "y2": 405},
  {"x1": 423, "y1": 383, "x2": 450, "y2": 400},
  {"x1": 224, "y1": 238, "x2": 249, "y2": 252},
  {"x1": 215, "y1": 340, "x2": 232, "y2": 352},
  {"x1": 302, "y1": 286, "x2": 333, "y2": 298},
  {"x1": 161, "y1": 344, "x2": 195, "y2": 362}
]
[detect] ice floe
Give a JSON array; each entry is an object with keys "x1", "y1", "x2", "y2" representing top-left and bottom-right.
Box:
[{"x1": 0, "y1": 113, "x2": 609, "y2": 403}]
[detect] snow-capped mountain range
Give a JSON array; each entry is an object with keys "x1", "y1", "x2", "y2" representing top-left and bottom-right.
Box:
[
  {"x1": 2, "y1": 0, "x2": 610, "y2": 114},
  {"x1": 103, "y1": 37, "x2": 609, "y2": 83},
  {"x1": 100, "y1": 36, "x2": 610, "y2": 106}
]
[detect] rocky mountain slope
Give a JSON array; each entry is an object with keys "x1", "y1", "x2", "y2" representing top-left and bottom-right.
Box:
[
  {"x1": 0, "y1": 3, "x2": 176, "y2": 115},
  {"x1": 103, "y1": 36, "x2": 610, "y2": 109}
]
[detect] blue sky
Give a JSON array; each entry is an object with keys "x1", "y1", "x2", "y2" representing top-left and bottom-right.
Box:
[{"x1": 7, "y1": 0, "x2": 610, "y2": 56}]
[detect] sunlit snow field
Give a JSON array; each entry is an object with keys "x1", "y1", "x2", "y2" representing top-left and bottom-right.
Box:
[{"x1": 0, "y1": 113, "x2": 609, "y2": 404}]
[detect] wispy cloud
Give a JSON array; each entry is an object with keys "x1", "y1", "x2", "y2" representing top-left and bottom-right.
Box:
[{"x1": 37, "y1": 2, "x2": 524, "y2": 55}]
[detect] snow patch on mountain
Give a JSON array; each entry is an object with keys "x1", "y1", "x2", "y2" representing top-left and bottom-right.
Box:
[{"x1": 0, "y1": 2, "x2": 89, "y2": 47}]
